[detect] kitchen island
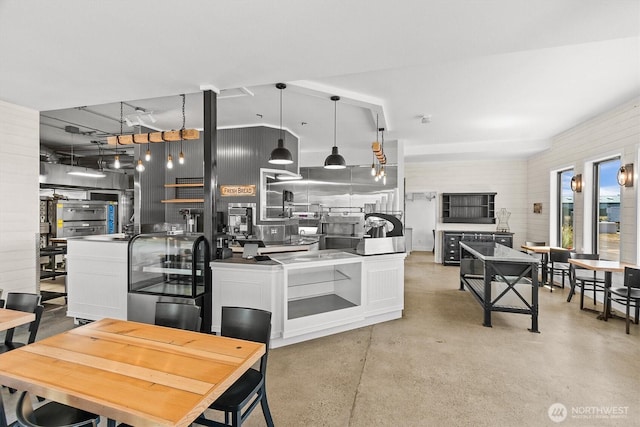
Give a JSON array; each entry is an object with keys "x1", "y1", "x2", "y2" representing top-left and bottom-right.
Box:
[
  {"x1": 211, "y1": 249, "x2": 406, "y2": 347},
  {"x1": 66, "y1": 235, "x2": 406, "y2": 346},
  {"x1": 458, "y1": 242, "x2": 539, "y2": 332}
]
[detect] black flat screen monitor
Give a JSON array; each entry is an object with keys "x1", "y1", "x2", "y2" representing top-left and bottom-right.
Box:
[{"x1": 237, "y1": 239, "x2": 266, "y2": 247}]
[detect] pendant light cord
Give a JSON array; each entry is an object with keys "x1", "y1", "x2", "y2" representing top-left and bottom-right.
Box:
[
  {"x1": 280, "y1": 88, "x2": 283, "y2": 140},
  {"x1": 180, "y1": 94, "x2": 185, "y2": 150},
  {"x1": 333, "y1": 99, "x2": 337, "y2": 148},
  {"x1": 118, "y1": 101, "x2": 123, "y2": 156}
]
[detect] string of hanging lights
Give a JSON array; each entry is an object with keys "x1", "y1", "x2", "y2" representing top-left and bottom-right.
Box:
[{"x1": 371, "y1": 114, "x2": 387, "y2": 184}]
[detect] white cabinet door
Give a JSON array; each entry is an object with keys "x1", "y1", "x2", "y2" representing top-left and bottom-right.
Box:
[{"x1": 363, "y1": 256, "x2": 405, "y2": 316}]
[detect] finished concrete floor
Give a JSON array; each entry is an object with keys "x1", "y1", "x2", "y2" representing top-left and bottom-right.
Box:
[{"x1": 4, "y1": 252, "x2": 640, "y2": 426}]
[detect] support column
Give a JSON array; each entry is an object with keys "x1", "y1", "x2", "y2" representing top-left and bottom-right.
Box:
[{"x1": 203, "y1": 90, "x2": 217, "y2": 260}]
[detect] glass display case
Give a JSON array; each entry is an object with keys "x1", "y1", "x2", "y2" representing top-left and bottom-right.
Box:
[{"x1": 127, "y1": 233, "x2": 211, "y2": 330}]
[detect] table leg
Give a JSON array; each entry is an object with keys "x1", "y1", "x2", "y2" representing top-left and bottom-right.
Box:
[
  {"x1": 483, "y1": 269, "x2": 492, "y2": 327},
  {"x1": 598, "y1": 271, "x2": 612, "y2": 321},
  {"x1": 0, "y1": 390, "x2": 8, "y2": 427},
  {"x1": 529, "y1": 265, "x2": 540, "y2": 333},
  {"x1": 540, "y1": 253, "x2": 548, "y2": 286}
]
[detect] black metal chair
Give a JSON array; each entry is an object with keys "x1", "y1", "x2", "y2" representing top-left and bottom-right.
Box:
[
  {"x1": 15, "y1": 391, "x2": 100, "y2": 427},
  {"x1": 605, "y1": 267, "x2": 640, "y2": 334},
  {"x1": 546, "y1": 248, "x2": 571, "y2": 292},
  {"x1": 567, "y1": 253, "x2": 605, "y2": 308},
  {"x1": 154, "y1": 301, "x2": 201, "y2": 332},
  {"x1": 0, "y1": 293, "x2": 44, "y2": 353},
  {"x1": 194, "y1": 306, "x2": 274, "y2": 427}
]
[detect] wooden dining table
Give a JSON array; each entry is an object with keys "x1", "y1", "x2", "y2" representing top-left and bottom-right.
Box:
[
  {"x1": 0, "y1": 318, "x2": 265, "y2": 427},
  {"x1": 0, "y1": 307, "x2": 37, "y2": 427},
  {"x1": 520, "y1": 245, "x2": 562, "y2": 286},
  {"x1": 0, "y1": 308, "x2": 35, "y2": 332},
  {"x1": 567, "y1": 258, "x2": 636, "y2": 320}
]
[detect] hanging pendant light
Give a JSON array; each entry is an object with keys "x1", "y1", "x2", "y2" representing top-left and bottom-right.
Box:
[
  {"x1": 145, "y1": 145, "x2": 151, "y2": 162},
  {"x1": 371, "y1": 115, "x2": 379, "y2": 177},
  {"x1": 135, "y1": 124, "x2": 145, "y2": 172},
  {"x1": 324, "y1": 96, "x2": 346, "y2": 169},
  {"x1": 166, "y1": 153, "x2": 174, "y2": 169},
  {"x1": 371, "y1": 152, "x2": 376, "y2": 177},
  {"x1": 114, "y1": 102, "x2": 123, "y2": 169},
  {"x1": 269, "y1": 83, "x2": 293, "y2": 165},
  {"x1": 179, "y1": 94, "x2": 186, "y2": 165}
]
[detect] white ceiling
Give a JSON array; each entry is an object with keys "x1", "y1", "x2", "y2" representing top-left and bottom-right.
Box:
[{"x1": 1, "y1": 0, "x2": 639, "y2": 167}]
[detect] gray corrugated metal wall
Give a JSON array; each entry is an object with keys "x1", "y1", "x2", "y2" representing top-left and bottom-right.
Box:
[{"x1": 135, "y1": 126, "x2": 299, "y2": 229}]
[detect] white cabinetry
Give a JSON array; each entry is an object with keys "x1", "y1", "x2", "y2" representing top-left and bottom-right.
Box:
[
  {"x1": 282, "y1": 255, "x2": 363, "y2": 339},
  {"x1": 211, "y1": 262, "x2": 283, "y2": 337},
  {"x1": 210, "y1": 251, "x2": 406, "y2": 348},
  {"x1": 66, "y1": 237, "x2": 129, "y2": 322},
  {"x1": 363, "y1": 256, "x2": 404, "y2": 316}
]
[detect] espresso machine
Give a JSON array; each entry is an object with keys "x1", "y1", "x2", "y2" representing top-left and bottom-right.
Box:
[
  {"x1": 227, "y1": 203, "x2": 255, "y2": 239},
  {"x1": 179, "y1": 208, "x2": 201, "y2": 233}
]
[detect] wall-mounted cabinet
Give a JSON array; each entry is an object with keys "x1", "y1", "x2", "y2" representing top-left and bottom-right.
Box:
[{"x1": 442, "y1": 193, "x2": 496, "y2": 224}]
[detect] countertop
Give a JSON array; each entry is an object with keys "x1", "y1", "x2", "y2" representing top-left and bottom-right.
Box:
[
  {"x1": 229, "y1": 237, "x2": 319, "y2": 254},
  {"x1": 65, "y1": 233, "x2": 131, "y2": 243},
  {"x1": 460, "y1": 242, "x2": 536, "y2": 263}
]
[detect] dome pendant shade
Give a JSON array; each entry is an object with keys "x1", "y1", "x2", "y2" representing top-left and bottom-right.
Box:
[
  {"x1": 269, "y1": 138, "x2": 293, "y2": 164},
  {"x1": 324, "y1": 146, "x2": 346, "y2": 169},
  {"x1": 324, "y1": 95, "x2": 347, "y2": 169},
  {"x1": 268, "y1": 83, "x2": 294, "y2": 165}
]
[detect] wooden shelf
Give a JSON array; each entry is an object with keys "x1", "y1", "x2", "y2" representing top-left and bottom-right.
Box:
[
  {"x1": 164, "y1": 178, "x2": 204, "y2": 203},
  {"x1": 164, "y1": 183, "x2": 204, "y2": 188},
  {"x1": 161, "y1": 199, "x2": 205, "y2": 203}
]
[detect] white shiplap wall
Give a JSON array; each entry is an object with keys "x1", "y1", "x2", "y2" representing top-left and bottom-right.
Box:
[
  {"x1": 527, "y1": 97, "x2": 640, "y2": 264},
  {"x1": 0, "y1": 100, "x2": 39, "y2": 293},
  {"x1": 406, "y1": 158, "x2": 528, "y2": 262}
]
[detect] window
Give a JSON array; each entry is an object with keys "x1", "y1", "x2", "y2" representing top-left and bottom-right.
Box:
[
  {"x1": 593, "y1": 157, "x2": 621, "y2": 261},
  {"x1": 558, "y1": 169, "x2": 574, "y2": 249}
]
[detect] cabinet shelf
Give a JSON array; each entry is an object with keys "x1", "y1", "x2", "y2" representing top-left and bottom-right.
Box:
[
  {"x1": 442, "y1": 192, "x2": 496, "y2": 224},
  {"x1": 164, "y1": 183, "x2": 204, "y2": 188},
  {"x1": 288, "y1": 269, "x2": 350, "y2": 287},
  {"x1": 161, "y1": 199, "x2": 205, "y2": 203},
  {"x1": 288, "y1": 294, "x2": 357, "y2": 319},
  {"x1": 142, "y1": 266, "x2": 203, "y2": 276}
]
